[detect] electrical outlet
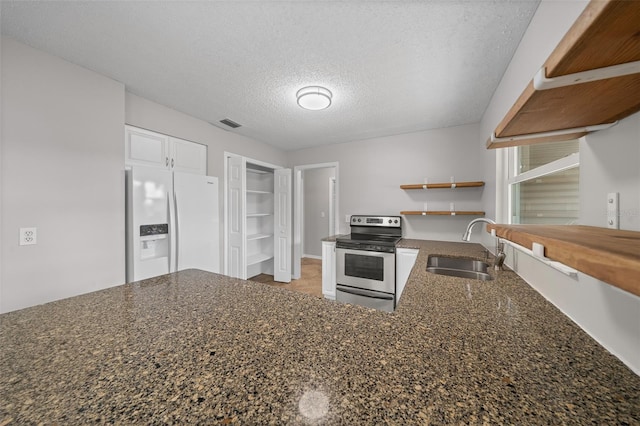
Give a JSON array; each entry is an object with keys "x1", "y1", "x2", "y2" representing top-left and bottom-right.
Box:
[
  {"x1": 20, "y1": 227, "x2": 37, "y2": 246},
  {"x1": 607, "y1": 192, "x2": 619, "y2": 229}
]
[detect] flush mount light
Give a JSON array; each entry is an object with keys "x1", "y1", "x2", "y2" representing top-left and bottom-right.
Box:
[{"x1": 296, "y1": 86, "x2": 332, "y2": 110}]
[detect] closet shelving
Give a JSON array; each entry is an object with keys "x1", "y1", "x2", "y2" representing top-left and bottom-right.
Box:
[
  {"x1": 400, "y1": 181, "x2": 485, "y2": 217},
  {"x1": 246, "y1": 166, "x2": 274, "y2": 272}
]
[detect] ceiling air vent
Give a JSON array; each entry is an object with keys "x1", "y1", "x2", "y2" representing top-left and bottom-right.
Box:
[{"x1": 219, "y1": 118, "x2": 241, "y2": 129}]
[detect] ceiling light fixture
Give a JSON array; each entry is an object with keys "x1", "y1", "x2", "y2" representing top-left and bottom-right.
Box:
[{"x1": 296, "y1": 86, "x2": 332, "y2": 110}]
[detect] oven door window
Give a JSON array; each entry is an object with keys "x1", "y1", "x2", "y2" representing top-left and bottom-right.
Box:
[{"x1": 344, "y1": 253, "x2": 384, "y2": 281}]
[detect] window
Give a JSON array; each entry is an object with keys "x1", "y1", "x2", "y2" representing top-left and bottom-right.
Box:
[{"x1": 507, "y1": 140, "x2": 579, "y2": 225}]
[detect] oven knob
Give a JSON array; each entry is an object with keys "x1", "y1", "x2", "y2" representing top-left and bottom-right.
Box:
[
  {"x1": 394, "y1": 219, "x2": 398, "y2": 224},
  {"x1": 357, "y1": 218, "x2": 362, "y2": 222}
]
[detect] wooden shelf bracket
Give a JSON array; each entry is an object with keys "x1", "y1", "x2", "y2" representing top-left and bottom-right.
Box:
[
  {"x1": 489, "y1": 122, "x2": 617, "y2": 145},
  {"x1": 533, "y1": 61, "x2": 640, "y2": 91},
  {"x1": 502, "y1": 239, "x2": 578, "y2": 278}
]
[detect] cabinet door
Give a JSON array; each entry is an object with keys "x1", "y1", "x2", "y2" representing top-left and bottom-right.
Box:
[
  {"x1": 170, "y1": 137, "x2": 207, "y2": 175},
  {"x1": 322, "y1": 241, "x2": 336, "y2": 299},
  {"x1": 396, "y1": 248, "x2": 419, "y2": 304},
  {"x1": 125, "y1": 125, "x2": 170, "y2": 169}
]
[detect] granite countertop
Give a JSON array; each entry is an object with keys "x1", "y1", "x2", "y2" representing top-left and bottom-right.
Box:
[{"x1": 1, "y1": 240, "x2": 638, "y2": 424}]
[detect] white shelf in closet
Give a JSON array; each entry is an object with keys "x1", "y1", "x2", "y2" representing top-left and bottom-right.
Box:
[
  {"x1": 247, "y1": 233, "x2": 273, "y2": 241},
  {"x1": 247, "y1": 168, "x2": 270, "y2": 174},
  {"x1": 247, "y1": 253, "x2": 274, "y2": 266},
  {"x1": 247, "y1": 189, "x2": 273, "y2": 194}
]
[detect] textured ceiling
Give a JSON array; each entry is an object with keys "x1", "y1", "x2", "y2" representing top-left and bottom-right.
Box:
[{"x1": 1, "y1": 0, "x2": 540, "y2": 151}]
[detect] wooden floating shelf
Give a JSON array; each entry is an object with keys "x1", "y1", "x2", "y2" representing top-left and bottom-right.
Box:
[
  {"x1": 400, "y1": 181, "x2": 484, "y2": 190},
  {"x1": 401, "y1": 211, "x2": 485, "y2": 216},
  {"x1": 487, "y1": 0, "x2": 640, "y2": 149},
  {"x1": 487, "y1": 224, "x2": 640, "y2": 298}
]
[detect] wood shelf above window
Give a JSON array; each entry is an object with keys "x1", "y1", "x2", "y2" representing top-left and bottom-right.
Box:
[
  {"x1": 486, "y1": 224, "x2": 640, "y2": 297},
  {"x1": 400, "y1": 181, "x2": 484, "y2": 190},
  {"x1": 401, "y1": 211, "x2": 485, "y2": 216},
  {"x1": 487, "y1": 0, "x2": 640, "y2": 149}
]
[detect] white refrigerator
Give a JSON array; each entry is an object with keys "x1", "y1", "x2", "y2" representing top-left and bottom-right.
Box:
[{"x1": 125, "y1": 165, "x2": 220, "y2": 282}]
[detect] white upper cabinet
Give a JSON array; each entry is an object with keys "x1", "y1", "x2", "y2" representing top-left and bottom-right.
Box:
[
  {"x1": 125, "y1": 125, "x2": 170, "y2": 169},
  {"x1": 125, "y1": 125, "x2": 207, "y2": 175},
  {"x1": 170, "y1": 137, "x2": 207, "y2": 175}
]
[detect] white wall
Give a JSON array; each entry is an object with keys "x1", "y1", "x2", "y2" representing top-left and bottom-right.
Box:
[
  {"x1": 288, "y1": 123, "x2": 485, "y2": 241},
  {"x1": 125, "y1": 93, "x2": 286, "y2": 177},
  {"x1": 480, "y1": 1, "x2": 640, "y2": 374},
  {"x1": 580, "y1": 113, "x2": 640, "y2": 230},
  {"x1": 1, "y1": 38, "x2": 126, "y2": 313},
  {"x1": 303, "y1": 167, "x2": 335, "y2": 257}
]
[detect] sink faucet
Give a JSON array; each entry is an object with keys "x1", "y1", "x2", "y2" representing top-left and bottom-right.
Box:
[
  {"x1": 462, "y1": 218, "x2": 505, "y2": 270},
  {"x1": 462, "y1": 218, "x2": 495, "y2": 242}
]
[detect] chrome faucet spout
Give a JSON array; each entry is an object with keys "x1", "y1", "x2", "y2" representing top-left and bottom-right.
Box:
[
  {"x1": 494, "y1": 240, "x2": 506, "y2": 270},
  {"x1": 462, "y1": 218, "x2": 496, "y2": 242},
  {"x1": 462, "y1": 218, "x2": 506, "y2": 270}
]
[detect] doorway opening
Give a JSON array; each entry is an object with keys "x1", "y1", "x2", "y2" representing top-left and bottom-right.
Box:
[{"x1": 293, "y1": 162, "x2": 339, "y2": 280}]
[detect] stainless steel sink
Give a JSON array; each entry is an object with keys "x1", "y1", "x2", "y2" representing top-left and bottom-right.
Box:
[{"x1": 426, "y1": 256, "x2": 493, "y2": 281}]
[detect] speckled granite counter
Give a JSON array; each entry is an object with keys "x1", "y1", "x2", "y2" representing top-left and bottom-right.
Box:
[{"x1": 1, "y1": 240, "x2": 638, "y2": 424}]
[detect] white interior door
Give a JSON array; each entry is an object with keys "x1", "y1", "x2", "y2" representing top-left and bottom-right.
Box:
[
  {"x1": 227, "y1": 156, "x2": 246, "y2": 278},
  {"x1": 174, "y1": 172, "x2": 220, "y2": 273},
  {"x1": 274, "y1": 168, "x2": 292, "y2": 282}
]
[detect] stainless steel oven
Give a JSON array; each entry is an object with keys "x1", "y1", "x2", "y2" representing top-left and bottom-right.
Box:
[{"x1": 335, "y1": 215, "x2": 402, "y2": 312}]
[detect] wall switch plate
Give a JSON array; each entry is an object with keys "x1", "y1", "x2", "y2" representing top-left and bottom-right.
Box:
[
  {"x1": 20, "y1": 227, "x2": 37, "y2": 245},
  {"x1": 607, "y1": 192, "x2": 619, "y2": 229},
  {"x1": 345, "y1": 214, "x2": 351, "y2": 223}
]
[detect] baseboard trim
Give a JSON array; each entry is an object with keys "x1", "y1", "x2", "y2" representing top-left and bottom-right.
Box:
[{"x1": 302, "y1": 254, "x2": 322, "y2": 260}]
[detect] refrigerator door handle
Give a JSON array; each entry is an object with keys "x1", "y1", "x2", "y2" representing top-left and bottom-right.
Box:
[
  {"x1": 167, "y1": 191, "x2": 172, "y2": 273},
  {"x1": 173, "y1": 190, "x2": 179, "y2": 271}
]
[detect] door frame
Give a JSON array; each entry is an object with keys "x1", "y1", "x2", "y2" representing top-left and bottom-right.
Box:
[
  {"x1": 223, "y1": 152, "x2": 283, "y2": 276},
  {"x1": 293, "y1": 162, "x2": 339, "y2": 279}
]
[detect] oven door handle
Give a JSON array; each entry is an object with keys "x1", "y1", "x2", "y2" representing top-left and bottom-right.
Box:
[
  {"x1": 337, "y1": 247, "x2": 393, "y2": 258},
  {"x1": 337, "y1": 286, "x2": 394, "y2": 300}
]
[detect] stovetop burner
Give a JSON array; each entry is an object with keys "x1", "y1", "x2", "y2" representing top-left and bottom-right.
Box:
[
  {"x1": 336, "y1": 215, "x2": 403, "y2": 252},
  {"x1": 336, "y1": 234, "x2": 402, "y2": 246}
]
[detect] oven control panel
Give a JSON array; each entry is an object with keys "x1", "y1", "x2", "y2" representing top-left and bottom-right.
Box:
[{"x1": 350, "y1": 215, "x2": 401, "y2": 228}]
